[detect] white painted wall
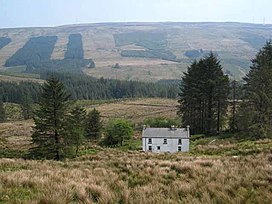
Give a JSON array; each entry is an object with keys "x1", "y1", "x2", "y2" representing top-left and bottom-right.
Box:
[{"x1": 142, "y1": 137, "x2": 189, "y2": 153}]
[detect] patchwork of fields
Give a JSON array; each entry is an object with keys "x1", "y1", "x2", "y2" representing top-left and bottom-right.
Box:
[{"x1": 0, "y1": 22, "x2": 271, "y2": 81}]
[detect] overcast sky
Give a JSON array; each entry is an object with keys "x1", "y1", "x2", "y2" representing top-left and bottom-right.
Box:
[{"x1": 0, "y1": 0, "x2": 272, "y2": 28}]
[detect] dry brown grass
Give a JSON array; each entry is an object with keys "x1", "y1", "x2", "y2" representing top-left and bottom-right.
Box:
[
  {"x1": 85, "y1": 98, "x2": 178, "y2": 124},
  {"x1": 0, "y1": 120, "x2": 33, "y2": 151},
  {"x1": 0, "y1": 149, "x2": 271, "y2": 203},
  {"x1": 0, "y1": 98, "x2": 271, "y2": 203}
]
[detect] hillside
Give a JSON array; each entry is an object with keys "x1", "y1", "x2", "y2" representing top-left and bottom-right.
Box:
[
  {"x1": 1, "y1": 115, "x2": 272, "y2": 203},
  {"x1": 0, "y1": 97, "x2": 272, "y2": 203},
  {"x1": 0, "y1": 22, "x2": 272, "y2": 81}
]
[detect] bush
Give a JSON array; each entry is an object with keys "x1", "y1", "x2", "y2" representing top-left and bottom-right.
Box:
[{"x1": 103, "y1": 119, "x2": 134, "y2": 146}]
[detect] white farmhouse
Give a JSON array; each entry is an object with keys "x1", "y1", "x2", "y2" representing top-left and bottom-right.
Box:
[{"x1": 142, "y1": 126, "x2": 190, "y2": 153}]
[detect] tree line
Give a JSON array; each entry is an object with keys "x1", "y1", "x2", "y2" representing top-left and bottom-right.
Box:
[{"x1": 0, "y1": 73, "x2": 179, "y2": 105}]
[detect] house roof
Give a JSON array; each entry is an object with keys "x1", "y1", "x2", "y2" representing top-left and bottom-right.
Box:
[{"x1": 142, "y1": 128, "x2": 189, "y2": 138}]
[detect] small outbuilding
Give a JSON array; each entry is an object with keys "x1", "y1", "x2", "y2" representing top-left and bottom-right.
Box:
[{"x1": 142, "y1": 125, "x2": 190, "y2": 153}]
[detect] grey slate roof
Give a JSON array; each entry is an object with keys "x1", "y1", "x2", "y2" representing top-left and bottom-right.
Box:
[{"x1": 142, "y1": 128, "x2": 189, "y2": 138}]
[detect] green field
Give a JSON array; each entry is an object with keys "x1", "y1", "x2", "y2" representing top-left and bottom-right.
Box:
[{"x1": 0, "y1": 66, "x2": 40, "y2": 79}]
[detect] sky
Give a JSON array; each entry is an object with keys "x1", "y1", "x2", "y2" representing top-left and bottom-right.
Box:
[{"x1": 1, "y1": 0, "x2": 272, "y2": 28}]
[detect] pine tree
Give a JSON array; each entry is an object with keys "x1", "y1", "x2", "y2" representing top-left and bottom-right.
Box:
[
  {"x1": 85, "y1": 108, "x2": 102, "y2": 140},
  {"x1": 178, "y1": 53, "x2": 230, "y2": 134},
  {"x1": 0, "y1": 99, "x2": 6, "y2": 123},
  {"x1": 20, "y1": 92, "x2": 33, "y2": 120},
  {"x1": 66, "y1": 106, "x2": 86, "y2": 157},
  {"x1": 30, "y1": 77, "x2": 70, "y2": 160},
  {"x1": 230, "y1": 80, "x2": 238, "y2": 132},
  {"x1": 239, "y1": 41, "x2": 272, "y2": 138}
]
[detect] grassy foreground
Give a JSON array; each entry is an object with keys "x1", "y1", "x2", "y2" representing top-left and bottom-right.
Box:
[
  {"x1": 0, "y1": 137, "x2": 272, "y2": 203},
  {"x1": 0, "y1": 98, "x2": 272, "y2": 203}
]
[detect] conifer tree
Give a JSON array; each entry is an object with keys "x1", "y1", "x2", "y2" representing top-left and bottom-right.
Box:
[
  {"x1": 0, "y1": 99, "x2": 6, "y2": 123},
  {"x1": 85, "y1": 108, "x2": 102, "y2": 140},
  {"x1": 20, "y1": 92, "x2": 33, "y2": 120},
  {"x1": 239, "y1": 41, "x2": 272, "y2": 138},
  {"x1": 178, "y1": 53, "x2": 229, "y2": 134},
  {"x1": 66, "y1": 106, "x2": 86, "y2": 157},
  {"x1": 30, "y1": 77, "x2": 70, "y2": 160}
]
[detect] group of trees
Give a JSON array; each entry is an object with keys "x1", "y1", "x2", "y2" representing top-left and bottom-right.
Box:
[
  {"x1": 235, "y1": 41, "x2": 272, "y2": 138},
  {"x1": 0, "y1": 37, "x2": 11, "y2": 50},
  {"x1": 0, "y1": 73, "x2": 178, "y2": 105},
  {"x1": 5, "y1": 36, "x2": 57, "y2": 67},
  {"x1": 178, "y1": 53, "x2": 229, "y2": 134},
  {"x1": 178, "y1": 41, "x2": 272, "y2": 138},
  {"x1": 65, "y1": 34, "x2": 84, "y2": 60},
  {"x1": 114, "y1": 32, "x2": 178, "y2": 62},
  {"x1": 29, "y1": 77, "x2": 134, "y2": 160},
  {"x1": 29, "y1": 77, "x2": 102, "y2": 160},
  {"x1": 0, "y1": 100, "x2": 6, "y2": 122}
]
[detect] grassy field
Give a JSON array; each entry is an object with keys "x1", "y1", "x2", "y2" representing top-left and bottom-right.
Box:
[
  {"x1": 0, "y1": 98, "x2": 272, "y2": 203},
  {"x1": 0, "y1": 134, "x2": 271, "y2": 203},
  {"x1": 0, "y1": 66, "x2": 40, "y2": 79},
  {"x1": 82, "y1": 98, "x2": 178, "y2": 125}
]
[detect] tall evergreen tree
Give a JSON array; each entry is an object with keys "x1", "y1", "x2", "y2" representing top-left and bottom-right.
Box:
[
  {"x1": 229, "y1": 80, "x2": 238, "y2": 132},
  {"x1": 85, "y1": 108, "x2": 102, "y2": 140},
  {"x1": 0, "y1": 99, "x2": 6, "y2": 123},
  {"x1": 239, "y1": 41, "x2": 272, "y2": 138},
  {"x1": 20, "y1": 92, "x2": 33, "y2": 120},
  {"x1": 178, "y1": 53, "x2": 229, "y2": 134},
  {"x1": 66, "y1": 106, "x2": 86, "y2": 157},
  {"x1": 30, "y1": 77, "x2": 70, "y2": 160}
]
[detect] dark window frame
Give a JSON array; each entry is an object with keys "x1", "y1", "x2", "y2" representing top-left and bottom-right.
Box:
[
  {"x1": 148, "y1": 138, "x2": 152, "y2": 144},
  {"x1": 178, "y1": 139, "x2": 182, "y2": 145},
  {"x1": 163, "y1": 138, "x2": 167, "y2": 144}
]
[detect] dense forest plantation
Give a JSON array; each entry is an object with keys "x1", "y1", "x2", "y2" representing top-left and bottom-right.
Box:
[
  {"x1": 114, "y1": 32, "x2": 179, "y2": 62},
  {"x1": 5, "y1": 36, "x2": 58, "y2": 67},
  {"x1": 0, "y1": 72, "x2": 179, "y2": 103},
  {"x1": 0, "y1": 37, "x2": 11, "y2": 50}
]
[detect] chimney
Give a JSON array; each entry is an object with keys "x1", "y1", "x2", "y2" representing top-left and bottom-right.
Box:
[
  {"x1": 143, "y1": 125, "x2": 146, "y2": 130},
  {"x1": 186, "y1": 125, "x2": 190, "y2": 138},
  {"x1": 170, "y1": 125, "x2": 176, "y2": 130}
]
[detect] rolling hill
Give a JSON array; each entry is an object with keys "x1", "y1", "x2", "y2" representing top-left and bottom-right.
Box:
[{"x1": 0, "y1": 22, "x2": 272, "y2": 81}]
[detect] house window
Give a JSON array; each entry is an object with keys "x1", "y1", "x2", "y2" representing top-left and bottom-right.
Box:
[
  {"x1": 157, "y1": 146, "x2": 160, "y2": 150},
  {"x1": 178, "y1": 139, "x2": 182, "y2": 145},
  {"x1": 148, "y1": 146, "x2": 152, "y2": 151},
  {"x1": 163, "y1": 139, "x2": 167, "y2": 144},
  {"x1": 178, "y1": 146, "x2": 182, "y2": 152},
  {"x1": 148, "y1": 138, "x2": 152, "y2": 144}
]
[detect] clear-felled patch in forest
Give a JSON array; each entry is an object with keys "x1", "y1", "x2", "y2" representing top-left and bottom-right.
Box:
[
  {"x1": 0, "y1": 37, "x2": 11, "y2": 50},
  {"x1": 114, "y1": 32, "x2": 178, "y2": 62},
  {"x1": 5, "y1": 36, "x2": 57, "y2": 67},
  {"x1": 64, "y1": 34, "x2": 84, "y2": 59}
]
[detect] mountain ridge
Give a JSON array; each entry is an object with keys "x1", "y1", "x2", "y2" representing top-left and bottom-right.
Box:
[{"x1": 0, "y1": 22, "x2": 271, "y2": 81}]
